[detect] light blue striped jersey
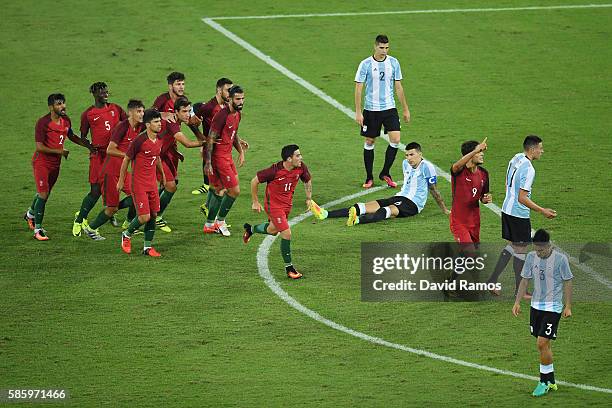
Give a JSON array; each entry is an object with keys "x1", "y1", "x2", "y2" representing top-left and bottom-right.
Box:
[
  {"x1": 396, "y1": 159, "x2": 437, "y2": 212},
  {"x1": 355, "y1": 55, "x2": 403, "y2": 111},
  {"x1": 521, "y1": 249, "x2": 573, "y2": 313},
  {"x1": 501, "y1": 153, "x2": 536, "y2": 219}
]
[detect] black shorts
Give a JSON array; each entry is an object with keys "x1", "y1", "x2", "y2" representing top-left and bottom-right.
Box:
[
  {"x1": 501, "y1": 212, "x2": 532, "y2": 244},
  {"x1": 360, "y1": 108, "x2": 401, "y2": 137},
  {"x1": 530, "y1": 307, "x2": 561, "y2": 340},
  {"x1": 376, "y1": 196, "x2": 418, "y2": 218}
]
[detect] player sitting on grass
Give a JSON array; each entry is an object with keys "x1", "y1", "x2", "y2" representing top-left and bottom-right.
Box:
[{"x1": 243, "y1": 145, "x2": 314, "y2": 280}]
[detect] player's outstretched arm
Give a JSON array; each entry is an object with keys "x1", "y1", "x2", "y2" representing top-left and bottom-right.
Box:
[
  {"x1": 394, "y1": 81, "x2": 410, "y2": 122},
  {"x1": 106, "y1": 141, "x2": 125, "y2": 158},
  {"x1": 67, "y1": 130, "x2": 95, "y2": 152},
  {"x1": 512, "y1": 278, "x2": 530, "y2": 316},
  {"x1": 451, "y1": 137, "x2": 487, "y2": 174},
  {"x1": 428, "y1": 184, "x2": 450, "y2": 215},
  {"x1": 250, "y1": 176, "x2": 262, "y2": 212},
  {"x1": 518, "y1": 189, "x2": 557, "y2": 219},
  {"x1": 174, "y1": 132, "x2": 204, "y2": 149},
  {"x1": 563, "y1": 279, "x2": 573, "y2": 318}
]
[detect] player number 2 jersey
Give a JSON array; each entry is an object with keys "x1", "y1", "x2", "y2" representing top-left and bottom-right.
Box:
[
  {"x1": 33, "y1": 114, "x2": 73, "y2": 166},
  {"x1": 355, "y1": 55, "x2": 403, "y2": 111},
  {"x1": 257, "y1": 161, "x2": 311, "y2": 211}
]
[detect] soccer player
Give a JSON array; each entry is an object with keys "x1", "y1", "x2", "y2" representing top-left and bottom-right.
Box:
[
  {"x1": 25, "y1": 93, "x2": 93, "y2": 240},
  {"x1": 449, "y1": 138, "x2": 492, "y2": 245},
  {"x1": 512, "y1": 229, "x2": 573, "y2": 397},
  {"x1": 153, "y1": 71, "x2": 186, "y2": 114},
  {"x1": 154, "y1": 97, "x2": 205, "y2": 232},
  {"x1": 203, "y1": 85, "x2": 247, "y2": 237},
  {"x1": 313, "y1": 142, "x2": 449, "y2": 225},
  {"x1": 355, "y1": 34, "x2": 410, "y2": 189},
  {"x1": 487, "y1": 135, "x2": 557, "y2": 296},
  {"x1": 73, "y1": 82, "x2": 127, "y2": 236},
  {"x1": 118, "y1": 109, "x2": 166, "y2": 257},
  {"x1": 82, "y1": 99, "x2": 145, "y2": 240},
  {"x1": 243, "y1": 145, "x2": 313, "y2": 279}
]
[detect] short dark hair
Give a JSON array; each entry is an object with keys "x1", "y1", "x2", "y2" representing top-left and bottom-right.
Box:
[
  {"x1": 167, "y1": 71, "x2": 185, "y2": 84},
  {"x1": 47, "y1": 93, "x2": 65, "y2": 106},
  {"x1": 375, "y1": 34, "x2": 389, "y2": 44},
  {"x1": 216, "y1": 77, "x2": 233, "y2": 89},
  {"x1": 229, "y1": 85, "x2": 244, "y2": 97},
  {"x1": 143, "y1": 109, "x2": 161, "y2": 124},
  {"x1": 173, "y1": 97, "x2": 191, "y2": 111},
  {"x1": 533, "y1": 229, "x2": 550, "y2": 244},
  {"x1": 523, "y1": 135, "x2": 542, "y2": 150},
  {"x1": 281, "y1": 144, "x2": 300, "y2": 161},
  {"x1": 127, "y1": 99, "x2": 144, "y2": 110},
  {"x1": 405, "y1": 142, "x2": 421, "y2": 152},
  {"x1": 89, "y1": 82, "x2": 107, "y2": 94},
  {"x1": 461, "y1": 140, "x2": 479, "y2": 156}
]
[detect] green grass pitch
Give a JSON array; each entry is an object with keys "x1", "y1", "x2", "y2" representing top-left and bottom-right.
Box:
[{"x1": 1, "y1": 1, "x2": 611, "y2": 406}]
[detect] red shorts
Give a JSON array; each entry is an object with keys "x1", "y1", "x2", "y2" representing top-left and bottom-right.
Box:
[
  {"x1": 157, "y1": 153, "x2": 179, "y2": 183},
  {"x1": 132, "y1": 189, "x2": 160, "y2": 216},
  {"x1": 89, "y1": 151, "x2": 106, "y2": 184},
  {"x1": 209, "y1": 158, "x2": 238, "y2": 190},
  {"x1": 450, "y1": 221, "x2": 480, "y2": 244},
  {"x1": 267, "y1": 207, "x2": 291, "y2": 232},
  {"x1": 32, "y1": 161, "x2": 60, "y2": 194},
  {"x1": 102, "y1": 173, "x2": 132, "y2": 207}
]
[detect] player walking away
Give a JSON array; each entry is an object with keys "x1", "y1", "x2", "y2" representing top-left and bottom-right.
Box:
[
  {"x1": 243, "y1": 145, "x2": 313, "y2": 279},
  {"x1": 512, "y1": 229, "x2": 572, "y2": 397},
  {"x1": 450, "y1": 138, "x2": 492, "y2": 246},
  {"x1": 118, "y1": 109, "x2": 166, "y2": 257},
  {"x1": 82, "y1": 99, "x2": 145, "y2": 240},
  {"x1": 25, "y1": 93, "x2": 93, "y2": 240},
  {"x1": 312, "y1": 142, "x2": 449, "y2": 225},
  {"x1": 153, "y1": 97, "x2": 205, "y2": 233},
  {"x1": 73, "y1": 82, "x2": 127, "y2": 236},
  {"x1": 487, "y1": 135, "x2": 557, "y2": 297},
  {"x1": 203, "y1": 86, "x2": 247, "y2": 237},
  {"x1": 355, "y1": 34, "x2": 410, "y2": 189}
]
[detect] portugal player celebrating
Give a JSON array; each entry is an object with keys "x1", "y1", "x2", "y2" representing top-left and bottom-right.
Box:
[
  {"x1": 243, "y1": 145, "x2": 313, "y2": 279},
  {"x1": 449, "y1": 138, "x2": 491, "y2": 245}
]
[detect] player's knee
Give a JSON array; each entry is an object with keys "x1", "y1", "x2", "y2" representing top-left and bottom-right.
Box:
[
  {"x1": 165, "y1": 182, "x2": 177, "y2": 193},
  {"x1": 228, "y1": 186, "x2": 240, "y2": 197},
  {"x1": 38, "y1": 192, "x2": 49, "y2": 200},
  {"x1": 536, "y1": 337, "x2": 549, "y2": 351},
  {"x1": 279, "y1": 228, "x2": 291, "y2": 240},
  {"x1": 388, "y1": 131, "x2": 401, "y2": 144},
  {"x1": 139, "y1": 214, "x2": 150, "y2": 223},
  {"x1": 105, "y1": 207, "x2": 118, "y2": 216}
]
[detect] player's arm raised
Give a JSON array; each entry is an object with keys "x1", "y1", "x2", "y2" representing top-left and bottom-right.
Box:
[
  {"x1": 174, "y1": 131, "x2": 204, "y2": 149},
  {"x1": 428, "y1": 183, "x2": 450, "y2": 215},
  {"x1": 250, "y1": 176, "x2": 262, "y2": 212},
  {"x1": 518, "y1": 189, "x2": 556, "y2": 219},
  {"x1": 394, "y1": 81, "x2": 410, "y2": 122},
  {"x1": 451, "y1": 137, "x2": 487, "y2": 174}
]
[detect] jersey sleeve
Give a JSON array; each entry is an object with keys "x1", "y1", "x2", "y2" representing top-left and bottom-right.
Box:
[
  {"x1": 354, "y1": 59, "x2": 368, "y2": 83},
  {"x1": 424, "y1": 162, "x2": 437, "y2": 185},
  {"x1": 126, "y1": 134, "x2": 145, "y2": 160},
  {"x1": 558, "y1": 254, "x2": 574, "y2": 281},
  {"x1": 110, "y1": 120, "x2": 129, "y2": 144},
  {"x1": 299, "y1": 163, "x2": 312, "y2": 182},
  {"x1": 80, "y1": 109, "x2": 91, "y2": 137},
  {"x1": 152, "y1": 94, "x2": 166, "y2": 111},
  {"x1": 65, "y1": 116, "x2": 74, "y2": 136},
  {"x1": 209, "y1": 109, "x2": 227, "y2": 136},
  {"x1": 392, "y1": 58, "x2": 403, "y2": 81},
  {"x1": 257, "y1": 164, "x2": 277, "y2": 183},
  {"x1": 117, "y1": 105, "x2": 127, "y2": 121},
  {"x1": 521, "y1": 252, "x2": 535, "y2": 279},
  {"x1": 519, "y1": 165, "x2": 535, "y2": 191},
  {"x1": 35, "y1": 117, "x2": 47, "y2": 143}
]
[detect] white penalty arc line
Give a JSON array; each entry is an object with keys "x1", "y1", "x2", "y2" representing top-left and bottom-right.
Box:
[
  {"x1": 203, "y1": 18, "x2": 612, "y2": 393},
  {"x1": 208, "y1": 4, "x2": 612, "y2": 20}
]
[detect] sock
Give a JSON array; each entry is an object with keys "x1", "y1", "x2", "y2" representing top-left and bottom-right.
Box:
[
  {"x1": 206, "y1": 191, "x2": 222, "y2": 223},
  {"x1": 280, "y1": 238, "x2": 292, "y2": 265},
  {"x1": 217, "y1": 194, "x2": 236, "y2": 221},
  {"x1": 76, "y1": 193, "x2": 99, "y2": 222},
  {"x1": 253, "y1": 222, "x2": 272, "y2": 235},
  {"x1": 513, "y1": 253, "x2": 526, "y2": 294},
  {"x1": 33, "y1": 196, "x2": 47, "y2": 229},
  {"x1": 356, "y1": 203, "x2": 366, "y2": 216},
  {"x1": 28, "y1": 194, "x2": 38, "y2": 215},
  {"x1": 126, "y1": 216, "x2": 142, "y2": 236},
  {"x1": 127, "y1": 203, "x2": 136, "y2": 222},
  {"x1": 363, "y1": 143, "x2": 374, "y2": 181},
  {"x1": 380, "y1": 144, "x2": 399, "y2": 178},
  {"x1": 158, "y1": 190, "x2": 175, "y2": 216},
  {"x1": 487, "y1": 247, "x2": 514, "y2": 284},
  {"x1": 540, "y1": 363, "x2": 554, "y2": 384},
  {"x1": 327, "y1": 207, "x2": 349, "y2": 218},
  {"x1": 359, "y1": 207, "x2": 391, "y2": 224},
  {"x1": 203, "y1": 174, "x2": 209, "y2": 186},
  {"x1": 144, "y1": 217, "x2": 155, "y2": 248},
  {"x1": 89, "y1": 211, "x2": 111, "y2": 229},
  {"x1": 118, "y1": 196, "x2": 132, "y2": 210}
]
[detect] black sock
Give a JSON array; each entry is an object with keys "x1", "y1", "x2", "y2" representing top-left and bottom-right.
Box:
[
  {"x1": 513, "y1": 256, "x2": 525, "y2": 294},
  {"x1": 380, "y1": 145, "x2": 398, "y2": 178},
  {"x1": 540, "y1": 372, "x2": 547, "y2": 383},
  {"x1": 359, "y1": 207, "x2": 388, "y2": 224},
  {"x1": 363, "y1": 148, "x2": 374, "y2": 181},
  {"x1": 487, "y1": 248, "x2": 513, "y2": 283},
  {"x1": 549, "y1": 371, "x2": 555, "y2": 384},
  {"x1": 327, "y1": 207, "x2": 350, "y2": 218}
]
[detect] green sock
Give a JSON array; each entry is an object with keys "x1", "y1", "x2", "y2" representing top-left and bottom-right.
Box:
[
  {"x1": 158, "y1": 190, "x2": 175, "y2": 216},
  {"x1": 127, "y1": 203, "x2": 136, "y2": 222},
  {"x1": 28, "y1": 194, "x2": 38, "y2": 215},
  {"x1": 77, "y1": 193, "x2": 99, "y2": 222},
  {"x1": 206, "y1": 191, "x2": 222, "y2": 223},
  {"x1": 126, "y1": 216, "x2": 142, "y2": 236},
  {"x1": 253, "y1": 222, "x2": 272, "y2": 235},
  {"x1": 118, "y1": 196, "x2": 132, "y2": 209},
  {"x1": 33, "y1": 196, "x2": 47, "y2": 229},
  {"x1": 280, "y1": 238, "x2": 292, "y2": 265},
  {"x1": 89, "y1": 210, "x2": 111, "y2": 229},
  {"x1": 144, "y1": 217, "x2": 155, "y2": 247},
  {"x1": 205, "y1": 189, "x2": 213, "y2": 208},
  {"x1": 217, "y1": 194, "x2": 236, "y2": 221}
]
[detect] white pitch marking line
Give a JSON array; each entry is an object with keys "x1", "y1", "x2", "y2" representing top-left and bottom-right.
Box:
[
  {"x1": 203, "y1": 18, "x2": 612, "y2": 393},
  {"x1": 208, "y1": 4, "x2": 612, "y2": 20}
]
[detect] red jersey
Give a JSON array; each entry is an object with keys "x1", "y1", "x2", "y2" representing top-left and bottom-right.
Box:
[
  {"x1": 257, "y1": 161, "x2": 311, "y2": 211},
  {"x1": 32, "y1": 113, "x2": 73, "y2": 166},
  {"x1": 210, "y1": 107, "x2": 241, "y2": 161},
  {"x1": 450, "y1": 166, "x2": 489, "y2": 226},
  {"x1": 104, "y1": 120, "x2": 145, "y2": 176},
  {"x1": 126, "y1": 132, "x2": 162, "y2": 192},
  {"x1": 80, "y1": 103, "x2": 126, "y2": 148},
  {"x1": 152, "y1": 92, "x2": 174, "y2": 113},
  {"x1": 158, "y1": 120, "x2": 181, "y2": 157},
  {"x1": 194, "y1": 97, "x2": 223, "y2": 136}
]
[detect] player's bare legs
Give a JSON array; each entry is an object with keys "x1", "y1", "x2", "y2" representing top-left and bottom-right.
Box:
[{"x1": 379, "y1": 130, "x2": 400, "y2": 188}]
